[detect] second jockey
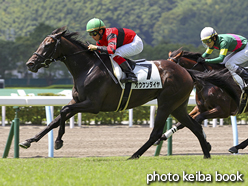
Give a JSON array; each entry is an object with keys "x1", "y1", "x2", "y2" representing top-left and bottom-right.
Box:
[
  {"x1": 199, "y1": 27, "x2": 248, "y2": 89},
  {"x1": 199, "y1": 27, "x2": 248, "y2": 113}
]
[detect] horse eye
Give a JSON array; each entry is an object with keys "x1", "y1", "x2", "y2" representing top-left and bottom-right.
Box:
[{"x1": 44, "y1": 43, "x2": 52, "y2": 48}]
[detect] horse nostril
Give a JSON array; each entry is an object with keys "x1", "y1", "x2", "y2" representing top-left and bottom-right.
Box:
[{"x1": 26, "y1": 61, "x2": 34, "y2": 67}]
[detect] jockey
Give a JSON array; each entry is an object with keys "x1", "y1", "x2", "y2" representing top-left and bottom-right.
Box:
[
  {"x1": 199, "y1": 27, "x2": 248, "y2": 91},
  {"x1": 86, "y1": 18, "x2": 143, "y2": 83}
]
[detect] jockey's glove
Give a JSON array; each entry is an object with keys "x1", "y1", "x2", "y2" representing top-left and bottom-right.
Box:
[{"x1": 197, "y1": 57, "x2": 205, "y2": 64}]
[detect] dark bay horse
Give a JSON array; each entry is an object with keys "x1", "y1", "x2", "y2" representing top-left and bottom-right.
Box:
[
  {"x1": 156, "y1": 48, "x2": 247, "y2": 154},
  {"x1": 168, "y1": 48, "x2": 242, "y2": 121},
  {"x1": 19, "y1": 27, "x2": 238, "y2": 159}
]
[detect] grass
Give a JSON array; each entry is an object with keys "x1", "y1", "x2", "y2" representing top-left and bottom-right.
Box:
[{"x1": 0, "y1": 155, "x2": 247, "y2": 186}]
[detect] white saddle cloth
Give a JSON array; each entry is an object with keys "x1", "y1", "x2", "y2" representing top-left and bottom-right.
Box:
[{"x1": 110, "y1": 57, "x2": 163, "y2": 89}]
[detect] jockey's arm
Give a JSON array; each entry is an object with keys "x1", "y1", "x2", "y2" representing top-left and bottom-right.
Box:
[
  {"x1": 203, "y1": 48, "x2": 227, "y2": 64},
  {"x1": 96, "y1": 34, "x2": 117, "y2": 55}
]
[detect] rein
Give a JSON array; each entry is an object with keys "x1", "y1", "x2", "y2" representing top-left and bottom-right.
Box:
[
  {"x1": 33, "y1": 35, "x2": 88, "y2": 68},
  {"x1": 33, "y1": 34, "x2": 118, "y2": 84},
  {"x1": 168, "y1": 56, "x2": 209, "y2": 72}
]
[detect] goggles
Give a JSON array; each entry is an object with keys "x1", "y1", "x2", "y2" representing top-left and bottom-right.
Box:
[
  {"x1": 202, "y1": 38, "x2": 212, "y2": 44},
  {"x1": 89, "y1": 31, "x2": 98, "y2": 36}
]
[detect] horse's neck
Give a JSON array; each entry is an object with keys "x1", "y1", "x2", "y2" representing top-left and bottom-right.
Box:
[
  {"x1": 182, "y1": 58, "x2": 225, "y2": 71},
  {"x1": 64, "y1": 52, "x2": 97, "y2": 79},
  {"x1": 60, "y1": 39, "x2": 96, "y2": 77},
  {"x1": 205, "y1": 63, "x2": 225, "y2": 71}
]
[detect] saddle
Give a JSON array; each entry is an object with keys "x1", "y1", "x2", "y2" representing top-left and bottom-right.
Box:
[
  {"x1": 110, "y1": 57, "x2": 162, "y2": 89},
  {"x1": 124, "y1": 58, "x2": 146, "y2": 70}
]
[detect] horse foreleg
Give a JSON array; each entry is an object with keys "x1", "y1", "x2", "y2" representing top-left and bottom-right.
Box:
[
  {"x1": 54, "y1": 111, "x2": 77, "y2": 150},
  {"x1": 19, "y1": 99, "x2": 77, "y2": 149},
  {"x1": 229, "y1": 138, "x2": 248, "y2": 153},
  {"x1": 190, "y1": 106, "x2": 207, "y2": 123},
  {"x1": 19, "y1": 115, "x2": 61, "y2": 149},
  {"x1": 54, "y1": 99, "x2": 100, "y2": 150},
  {"x1": 189, "y1": 106, "x2": 200, "y2": 118},
  {"x1": 195, "y1": 106, "x2": 229, "y2": 122}
]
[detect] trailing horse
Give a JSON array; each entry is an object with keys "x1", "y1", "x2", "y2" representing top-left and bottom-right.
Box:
[
  {"x1": 155, "y1": 48, "x2": 248, "y2": 154},
  {"x1": 19, "y1": 27, "x2": 239, "y2": 159}
]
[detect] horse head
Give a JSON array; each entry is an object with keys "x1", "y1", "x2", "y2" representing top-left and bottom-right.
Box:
[
  {"x1": 168, "y1": 48, "x2": 225, "y2": 71},
  {"x1": 168, "y1": 48, "x2": 201, "y2": 69},
  {"x1": 26, "y1": 29, "x2": 67, "y2": 72}
]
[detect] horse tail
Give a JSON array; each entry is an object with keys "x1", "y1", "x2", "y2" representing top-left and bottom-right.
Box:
[{"x1": 187, "y1": 68, "x2": 240, "y2": 107}]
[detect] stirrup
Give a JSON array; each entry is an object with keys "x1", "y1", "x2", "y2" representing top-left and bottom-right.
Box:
[
  {"x1": 238, "y1": 88, "x2": 248, "y2": 114},
  {"x1": 120, "y1": 77, "x2": 138, "y2": 83}
]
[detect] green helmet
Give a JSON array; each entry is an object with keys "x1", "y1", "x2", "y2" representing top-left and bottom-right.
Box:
[{"x1": 86, "y1": 18, "x2": 106, "y2": 32}]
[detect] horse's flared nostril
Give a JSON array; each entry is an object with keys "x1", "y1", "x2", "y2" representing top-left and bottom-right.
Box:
[
  {"x1": 26, "y1": 61, "x2": 34, "y2": 66},
  {"x1": 26, "y1": 61, "x2": 38, "y2": 72},
  {"x1": 26, "y1": 61, "x2": 34, "y2": 67}
]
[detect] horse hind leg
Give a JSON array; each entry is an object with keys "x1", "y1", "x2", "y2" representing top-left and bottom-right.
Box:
[
  {"x1": 153, "y1": 123, "x2": 180, "y2": 146},
  {"x1": 129, "y1": 109, "x2": 170, "y2": 159},
  {"x1": 154, "y1": 106, "x2": 201, "y2": 146},
  {"x1": 229, "y1": 138, "x2": 248, "y2": 153},
  {"x1": 171, "y1": 102, "x2": 211, "y2": 159}
]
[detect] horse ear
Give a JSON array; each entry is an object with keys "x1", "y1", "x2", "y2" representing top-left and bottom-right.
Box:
[
  {"x1": 175, "y1": 51, "x2": 183, "y2": 58},
  {"x1": 179, "y1": 50, "x2": 183, "y2": 57},
  {"x1": 168, "y1": 51, "x2": 172, "y2": 57},
  {"x1": 54, "y1": 30, "x2": 67, "y2": 38}
]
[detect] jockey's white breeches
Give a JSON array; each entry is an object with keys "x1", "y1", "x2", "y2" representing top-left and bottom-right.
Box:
[
  {"x1": 111, "y1": 35, "x2": 143, "y2": 59},
  {"x1": 222, "y1": 44, "x2": 248, "y2": 72},
  {"x1": 221, "y1": 44, "x2": 248, "y2": 88}
]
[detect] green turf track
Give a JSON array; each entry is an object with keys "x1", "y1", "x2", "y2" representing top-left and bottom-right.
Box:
[{"x1": 0, "y1": 155, "x2": 247, "y2": 186}]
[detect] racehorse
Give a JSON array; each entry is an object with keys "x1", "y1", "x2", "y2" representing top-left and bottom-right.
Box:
[
  {"x1": 19, "y1": 27, "x2": 238, "y2": 159},
  {"x1": 155, "y1": 48, "x2": 248, "y2": 154},
  {"x1": 168, "y1": 48, "x2": 242, "y2": 121}
]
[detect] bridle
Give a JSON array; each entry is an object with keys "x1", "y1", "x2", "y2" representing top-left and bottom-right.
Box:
[
  {"x1": 168, "y1": 56, "x2": 208, "y2": 72},
  {"x1": 33, "y1": 35, "x2": 62, "y2": 68},
  {"x1": 168, "y1": 56, "x2": 180, "y2": 64},
  {"x1": 33, "y1": 34, "x2": 88, "y2": 68}
]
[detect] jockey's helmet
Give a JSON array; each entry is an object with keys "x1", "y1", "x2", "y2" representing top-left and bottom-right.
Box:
[
  {"x1": 86, "y1": 18, "x2": 106, "y2": 32},
  {"x1": 200, "y1": 27, "x2": 217, "y2": 41}
]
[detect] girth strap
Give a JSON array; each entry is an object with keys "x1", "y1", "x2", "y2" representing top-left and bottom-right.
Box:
[{"x1": 115, "y1": 82, "x2": 132, "y2": 112}]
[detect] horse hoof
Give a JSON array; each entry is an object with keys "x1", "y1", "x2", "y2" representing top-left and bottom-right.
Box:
[
  {"x1": 127, "y1": 155, "x2": 140, "y2": 160},
  {"x1": 207, "y1": 142, "x2": 212, "y2": 152},
  {"x1": 55, "y1": 140, "x2": 63, "y2": 150},
  {"x1": 228, "y1": 146, "x2": 238, "y2": 154},
  {"x1": 203, "y1": 155, "x2": 211, "y2": 159},
  {"x1": 19, "y1": 141, "x2": 31, "y2": 149}
]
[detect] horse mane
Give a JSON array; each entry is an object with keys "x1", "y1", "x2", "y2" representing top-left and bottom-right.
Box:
[
  {"x1": 52, "y1": 26, "x2": 88, "y2": 50},
  {"x1": 170, "y1": 47, "x2": 202, "y2": 61},
  {"x1": 171, "y1": 47, "x2": 225, "y2": 69},
  {"x1": 182, "y1": 51, "x2": 202, "y2": 61},
  {"x1": 188, "y1": 68, "x2": 240, "y2": 107}
]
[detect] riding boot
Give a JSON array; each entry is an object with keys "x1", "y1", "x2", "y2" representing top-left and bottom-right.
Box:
[
  {"x1": 235, "y1": 67, "x2": 248, "y2": 88},
  {"x1": 235, "y1": 67, "x2": 248, "y2": 114},
  {"x1": 119, "y1": 61, "x2": 138, "y2": 83}
]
